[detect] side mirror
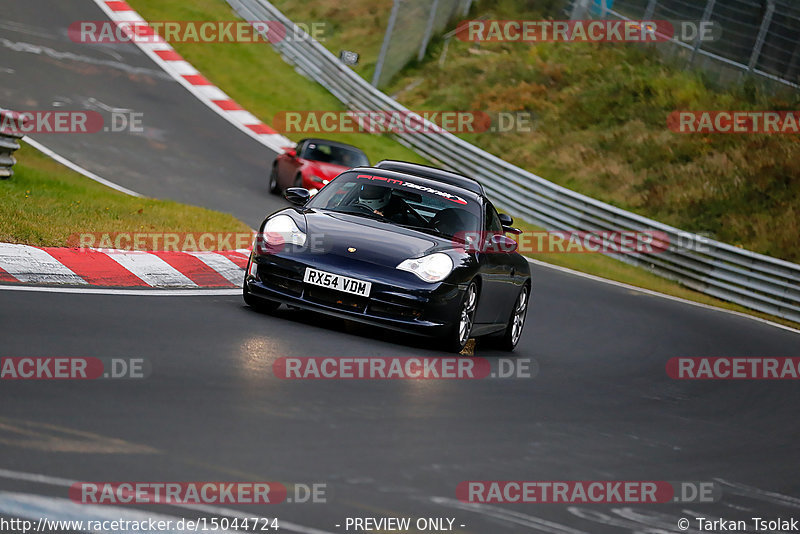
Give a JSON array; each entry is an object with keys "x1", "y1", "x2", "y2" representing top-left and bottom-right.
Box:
[
  {"x1": 285, "y1": 187, "x2": 310, "y2": 206},
  {"x1": 488, "y1": 233, "x2": 518, "y2": 253},
  {"x1": 498, "y1": 213, "x2": 521, "y2": 235},
  {"x1": 285, "y1": 148, "x2": 297, "y2": 158}
]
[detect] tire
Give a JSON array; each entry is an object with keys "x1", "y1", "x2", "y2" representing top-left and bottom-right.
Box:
[
  {"x1": 496, "y1": 284, "x2": 530, "y2": 352},
  {"x1": 294, "y1": 173, "x2": 304, "y2": 188},
  {"x1": 442, "y1": 281, "x2": 478, "y2": 353},
  {"x1": 243, "y1": 276, "x2": 280, "y2": 314},
  {"x1": 269, "y1": 164, "x2": 280, "y2": 194}
]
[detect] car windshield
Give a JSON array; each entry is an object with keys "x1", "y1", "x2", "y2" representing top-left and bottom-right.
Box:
[
  {"x1": 300, "y1": 142, "x2": 369, "y2": 168},
  {"x1": 306, "y1": 172, "x2": 481, "y2": 239}
]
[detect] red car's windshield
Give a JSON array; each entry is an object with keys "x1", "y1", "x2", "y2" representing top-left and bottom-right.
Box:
[{"x1": 300, "y1": 141, "x2": 369, "y2": 167}]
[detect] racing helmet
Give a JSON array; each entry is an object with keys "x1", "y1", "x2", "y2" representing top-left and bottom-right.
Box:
[{"x1": 357, "y1": 184, "x2": 391, "y2": 211}]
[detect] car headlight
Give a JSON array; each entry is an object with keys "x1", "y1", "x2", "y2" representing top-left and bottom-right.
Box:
[
  {"x1": 263, "y1": 215, "x2": 306, "y2": 247},
  {"x1": 397, "y1": 252, "x2": 454, "y2": 283}
]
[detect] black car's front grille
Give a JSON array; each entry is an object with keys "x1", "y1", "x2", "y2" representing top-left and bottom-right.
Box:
[
  {"x1": 368, "y1": 300, "x2": 423, "y2": 320},
  {"x1": 258, "y1": 265, "x2": 304, "y2": 297},
  {"x1": 304, "y1": 286, "x2": 368, "y2": 313}
]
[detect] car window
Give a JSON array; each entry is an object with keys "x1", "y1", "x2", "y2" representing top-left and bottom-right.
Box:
[
  {"x1": 329, "y1": 146, "x2": 369, "y2": 167},
  {"x1": 301, "y1": 142, "x2": 368, "y2": 167},
  {"x1": 485, "y1": 202, "x2": 503, "y2": 234},
  {"x1": 308, "y1": 172, "x2": 480, "y2": 238},
  {"x1": 324, "y1": 181, "x2": 357, "y2": 209}
]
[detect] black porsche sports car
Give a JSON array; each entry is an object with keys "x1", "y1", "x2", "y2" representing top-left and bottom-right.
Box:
[{"x1": 244, "y1": 166, "x2": 531, "y2": 352}]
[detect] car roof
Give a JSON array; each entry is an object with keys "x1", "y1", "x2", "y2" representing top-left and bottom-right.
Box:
[
  {"x1": 373, "y1": 160, "x2": 485, "y2": 195},
  {"x1": 298, "y1": 138, "x2": 366, "y2": 154},
  {"x1": 346, "y1": 167, "x2": 484, "y2": 204}
]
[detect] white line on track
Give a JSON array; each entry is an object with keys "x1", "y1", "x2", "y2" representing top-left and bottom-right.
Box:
[
  {"x1": 22, "y1": 137, "x2": 143, "y2": 197},
  {"x1": 526, "y1": 257, "x2": 800, "y2": 335},
  {"x1": 0, "y1": 468, "x2": 335, "y2": 534}
]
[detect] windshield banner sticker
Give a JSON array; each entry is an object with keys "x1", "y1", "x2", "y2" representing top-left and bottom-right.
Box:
[{"x1": 356, "y1": 174, "x2": 468, "y2": 205}]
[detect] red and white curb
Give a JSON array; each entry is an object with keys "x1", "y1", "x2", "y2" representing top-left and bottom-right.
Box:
[
  {"x1": 91, "y1": 0, "x2": 292, "y2": 153},
  {"x1": 0, "y1": 243, "x2": 249, "y2": 288}
]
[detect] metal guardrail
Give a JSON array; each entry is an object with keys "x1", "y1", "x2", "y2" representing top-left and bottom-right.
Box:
[
  {"x1": 228, "y1": 0, "x2": 800, "y2": 323},
  {"x1": 0, "y1": 110, "x2": 24, "y2": 179}
]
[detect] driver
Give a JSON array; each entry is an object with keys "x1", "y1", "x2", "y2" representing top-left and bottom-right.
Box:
[{"x1": 356, "y1": 184, "x2": 419, "y2": 224}]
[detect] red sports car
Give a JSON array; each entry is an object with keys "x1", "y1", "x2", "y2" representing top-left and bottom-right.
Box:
[{"x1": 269, "y1": 138, "x2": 369, "y2": 196}]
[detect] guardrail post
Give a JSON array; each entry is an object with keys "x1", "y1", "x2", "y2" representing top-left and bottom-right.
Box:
[
  {"x1": 748, "y1": 0, "x2": 775, "y2": 73},
  {"x1": 372, "y1": 0, "x2": 402, "y2": 87},
  {"x1": 418, "y1": 0, "x2": 441, "y2": 61},
  {"x1": 688, "y1": 0, "x2": 715, "y2": 66},
  {"x1": 570, "y1": 0, "x2": 590, "y2": 20},
  {"x1": 0, "y1": 110, "x2": 24, "y2": 180},
  {"x1": 643, "y1": 0, "x2": 658, "y2": 21},
  {"x1": 787, "y1": 41, "x2": 800, "y2": 82}
]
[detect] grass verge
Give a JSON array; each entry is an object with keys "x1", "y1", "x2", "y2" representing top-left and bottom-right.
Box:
[{"x1": 0, "y1": 142, "x2": 250, "y2": 247}]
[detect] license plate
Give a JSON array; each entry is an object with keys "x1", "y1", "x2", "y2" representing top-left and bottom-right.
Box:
[{"x1": 303, "y1": 268, "x2": 371, "y2": 297}]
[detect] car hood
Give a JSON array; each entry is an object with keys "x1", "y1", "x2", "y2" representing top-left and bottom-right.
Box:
[
  {"x1": 305, "y1": 160, "x2": 349, "y2": 179},
  {"x1": 303, "y1": 210, "x2": 447, "y2": 267}
]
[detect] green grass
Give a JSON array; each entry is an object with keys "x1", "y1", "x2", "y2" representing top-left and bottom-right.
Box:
[
  {"x1": 0, "y1": 143, "x2": 250, "y2": 247},
  {"x1": 122, "y1": 0, "x2": 799, "y2": 328}
]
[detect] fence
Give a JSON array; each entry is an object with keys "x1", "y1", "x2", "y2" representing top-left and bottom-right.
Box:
[
  {"x1": 570, "y1": 0, "x2": 800, "y2": 90},
  {"x1": 227, "y1": 0, "x2": 800, "y2": 323},
  {"x1": 0, "y1": 110, "x2": 24, "y2": 179},
  {"x1": 372, "y1": 0, "x2": 473, "y2": 88}
]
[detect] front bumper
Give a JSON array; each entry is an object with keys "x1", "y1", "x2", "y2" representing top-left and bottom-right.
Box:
[{"x1": 245, "y1": 253, "x2": 465, "y2": 337}]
